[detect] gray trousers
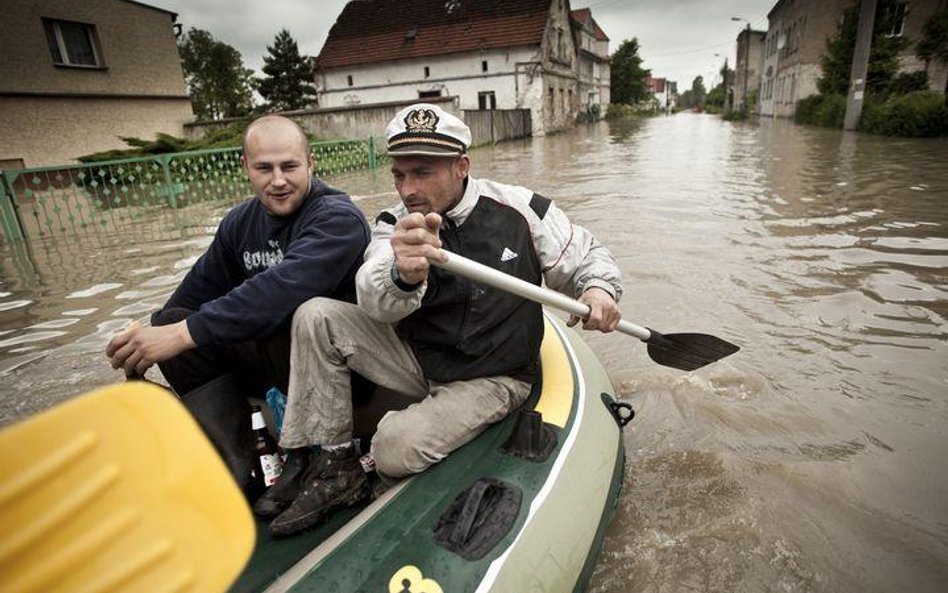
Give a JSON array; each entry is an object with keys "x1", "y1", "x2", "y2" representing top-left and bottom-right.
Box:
[{"x1": 281, "y1": 297, "x2": 532, "y2": 478}]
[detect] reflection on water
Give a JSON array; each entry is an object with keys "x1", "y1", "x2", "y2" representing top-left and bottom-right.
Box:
[{"x1": 2, "y1": 114, "x2": 947, "y2": 591}]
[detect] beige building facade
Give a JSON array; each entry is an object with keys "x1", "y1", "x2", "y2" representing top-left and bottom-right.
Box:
[
  {"x1": 1, "y1": 0, "x2": 192, "y2": 169},
  {"x1": 760, "y1": 0, "x2": 948, "y2": 118},
  {"x1": 734, "y1": 28, "x2": 766, "y2": 112},
  {"x1": 571, "y1": 8, "x2": 611, "y2": 119},
  {"x1": 760, "y1": 0, "x2": 844, "y2": 118}
]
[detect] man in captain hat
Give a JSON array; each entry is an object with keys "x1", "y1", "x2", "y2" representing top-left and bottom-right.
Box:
[{"x1": 259, "y1": 103, "x2": 623, "y2": 536}]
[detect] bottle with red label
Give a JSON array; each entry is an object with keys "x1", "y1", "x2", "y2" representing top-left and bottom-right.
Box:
[{"x1": 251, "y1": 405, "x2": 284, "y2": 488}]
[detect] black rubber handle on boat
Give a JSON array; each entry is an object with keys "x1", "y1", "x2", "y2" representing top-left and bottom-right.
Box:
[
  {"x1": 450, "y1": 480, "x2": 492, "y2": 546},
  {"x1": 430, "y1": 250, "x2": 741, "y2": 371}
]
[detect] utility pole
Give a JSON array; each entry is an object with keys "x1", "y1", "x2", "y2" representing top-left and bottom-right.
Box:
[{"x1": 844, "y1": 0, "x2": 878, "y2": 130}]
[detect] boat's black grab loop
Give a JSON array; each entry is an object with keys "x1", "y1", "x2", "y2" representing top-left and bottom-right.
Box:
[
  {"x1": 433, "y1": 478, "x2": 522, "y2": 560},
  {"x1": 605, "y1": 395, "x2": 635, "y2": 428},
  {"x1": 499, "y1": 409, "x2": 557, "y2": 462}
]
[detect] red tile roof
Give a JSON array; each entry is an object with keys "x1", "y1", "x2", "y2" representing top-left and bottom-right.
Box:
[
  {"x1": 317, "y1": 0, "x2": 554, "y2": 69},
  {"x1": 569, "y1": 7, "x2": 609, "y2": 41},
  {"x1": 646, "y1": 76, "x2": 667, "y2": 93}
]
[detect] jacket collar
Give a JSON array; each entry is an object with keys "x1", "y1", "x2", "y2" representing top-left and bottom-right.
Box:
[{"x1": 444, "y1": 176, "x2": 479, "y2": 226}]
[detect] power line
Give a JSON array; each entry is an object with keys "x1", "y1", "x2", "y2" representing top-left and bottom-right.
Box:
[
  {"x1": 643, "y1": 39, "x2": 733, "y2": 59},
  {"x1": 639, "y1": 15, "x2": 769, "y2": 59}
]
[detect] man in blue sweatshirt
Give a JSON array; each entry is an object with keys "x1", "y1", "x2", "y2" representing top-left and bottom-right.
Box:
[{"x1": 106, "y1": 116, "x2": 370, "y2": 489}]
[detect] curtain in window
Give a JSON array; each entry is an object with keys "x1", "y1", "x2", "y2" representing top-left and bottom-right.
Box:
[{"x1": 60, "y1": 22, "x2": 96, "y2": 66}]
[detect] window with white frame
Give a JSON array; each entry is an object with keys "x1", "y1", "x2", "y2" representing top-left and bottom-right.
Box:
[{"x1": 43, "y1": 18, "x2": 102, "y2": 67}]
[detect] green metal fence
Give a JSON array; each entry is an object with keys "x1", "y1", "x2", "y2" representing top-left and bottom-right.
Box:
[{"x1": 0, "y1": 138, "x2": 379, "y2": 241}]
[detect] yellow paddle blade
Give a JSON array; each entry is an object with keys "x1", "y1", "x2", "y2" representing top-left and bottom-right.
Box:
[{"x1": 0, "y1": 382, "x2": 255, "y2": 593}]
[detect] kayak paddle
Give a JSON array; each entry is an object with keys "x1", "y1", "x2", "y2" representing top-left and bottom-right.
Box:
[
  {"x1": 0, "y1": 382, "x2": 254, "y2": 592},
  {"x1": 429, "y1": 250, "x2": 739, "y2": 371}
]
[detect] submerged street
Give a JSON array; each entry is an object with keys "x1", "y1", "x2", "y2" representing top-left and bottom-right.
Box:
[{"x1": 2, "y1": 112, "x2": 947, "y2": 591}]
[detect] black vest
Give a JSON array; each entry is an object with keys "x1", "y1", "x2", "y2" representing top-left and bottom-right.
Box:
[{"x1": 398, "y1": 196, "x2": 544, "y2": 383}]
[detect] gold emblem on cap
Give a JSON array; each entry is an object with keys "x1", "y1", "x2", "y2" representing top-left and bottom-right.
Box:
[{"x1": 404, "y1": 108, "x2": 439, "y2": 133}]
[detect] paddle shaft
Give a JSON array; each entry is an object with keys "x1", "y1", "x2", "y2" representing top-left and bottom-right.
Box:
[{"x1": 430, "y1": 250, "x2": 651, "y2": 341}]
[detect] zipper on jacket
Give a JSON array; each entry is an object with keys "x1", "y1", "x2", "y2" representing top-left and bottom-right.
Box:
[{"x1": 442, "y1": 217, "x2": 472, "y2": 344}]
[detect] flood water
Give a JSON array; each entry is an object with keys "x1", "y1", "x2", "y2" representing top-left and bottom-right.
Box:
[{"x1": 2, "y1": 113, "x2": 947, "y2": 592}]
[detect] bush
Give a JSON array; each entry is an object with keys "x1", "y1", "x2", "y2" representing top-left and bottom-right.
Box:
[
  {"x1": 860, "y1": 91, "x2": 948, "y2": 137},
  {"x1": 76, "y1": 121, "x2": 334, "y2": 163},
  {"x1": 881, "y1": 71, "x2": 929, "y2": 99},
  {"x1": 606, "y1": 103, "x2": 653, "y2": 119},
  {"x1": 77, "y1": 122, "x2": 249, "y2": 162},
  {"x1": 795, "y1": 94, "x2": 847, "y2": 127},
  {"x1": 722, "y1": 108, "x2": 749, "y2": 121},
  {"x1": 794, "y1": 95, "x2": 822, "y2": 124}
]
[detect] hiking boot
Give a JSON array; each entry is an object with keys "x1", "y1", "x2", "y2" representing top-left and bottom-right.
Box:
[
  {"x1": 268, "y1": 445, "x2": 370, "y2": 537},
  {"x1": 252, "y1": 448, "x2": 313, "y2": 518}
]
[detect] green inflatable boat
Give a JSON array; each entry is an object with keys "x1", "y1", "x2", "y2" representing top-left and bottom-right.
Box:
[
  {"x1": 0, "y1": 312, "x2": 631, "y2": 593},
  {"x1": 232, "y1": 312, "x2": 631, "y2": 593}
]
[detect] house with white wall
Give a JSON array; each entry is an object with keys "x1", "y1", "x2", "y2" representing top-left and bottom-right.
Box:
[
  {"x1": 314, "y1": 0, "x2": 587, "y2": 136},
  {"x1": 570, "y1": 8, "x2": 610, "y2": 119},
  {"x1": 646, "y1": 76, "x2": 677, "y2": 112}
]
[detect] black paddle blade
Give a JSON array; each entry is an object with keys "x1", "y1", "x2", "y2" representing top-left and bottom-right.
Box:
[{"x1": 645, "y1": 330, "x2": 740, "y2": 371}]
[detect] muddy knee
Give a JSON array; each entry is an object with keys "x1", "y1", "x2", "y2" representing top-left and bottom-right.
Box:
[
  {"x1": 371, "y1": 412, "x2": 445, "y2": 478},
  {"x1": 291, "y1": 297, "x2": 351, "y2": 329}
]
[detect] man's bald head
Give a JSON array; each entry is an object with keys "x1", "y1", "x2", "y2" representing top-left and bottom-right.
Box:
[
  {"x1": 240, "y1": 114, "x2": 315, "y2": 217},
  {"x1": 242, "y1": 115, "x2": 309, "y2": 156}
]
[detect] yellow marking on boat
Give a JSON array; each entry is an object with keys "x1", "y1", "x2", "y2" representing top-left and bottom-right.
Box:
[
  {"x1": 533, "y1": 318, "x2": 574, "y2": 428},
  {"x1": 388, "y1": 565, "x2": 443, "y2": 593}
]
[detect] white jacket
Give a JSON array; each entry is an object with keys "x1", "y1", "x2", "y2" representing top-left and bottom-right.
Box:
[{"x1": 357, "y1": 176, "x2": 622, "y2": 323}]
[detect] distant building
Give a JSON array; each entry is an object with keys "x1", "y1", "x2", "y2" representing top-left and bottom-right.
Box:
[
  {"x1": 314, "y1": 0, "x2": 597, "y2": 135},
  {"x1": 646, "y1": 76, "x2": 677, "y2": 112},
  {"x1": 733, "y1": 27, "x2": 766, "y2": 112},
  {"x1": 759, "y1": 0, "x2": 947, "y2": 118},
  {"x1": 0, "y1": 0, "x2": 192, "y2": 168},
  {"x1": 759, "y1": 0, "x2": 837, "y2": 118},
  {"x1": 570, "y1": 8, "x2": 611, "y2": 119}
]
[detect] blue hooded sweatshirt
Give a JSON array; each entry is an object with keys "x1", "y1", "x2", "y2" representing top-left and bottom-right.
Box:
[{"x1": 155, "y1": 179, "x2": 370, "y2": 346}]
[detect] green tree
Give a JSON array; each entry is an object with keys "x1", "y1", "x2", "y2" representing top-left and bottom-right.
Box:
[
  {"x1": 257, "y1": 29, "x2": 317, "y2": 111},
  {"x1": 678, "y1": 89, "x2": 696, "y2": 109},
  {"x1": 178, "y1": 28, "x2": 255, "y2": 120},
  {"x1": 817, "y1": 0, "x2": 909, "y2": 97},
  {"x1": 917, "y1": 8, "x2": 948, "y2": 94},
  {"x1": 706, "y1": 62, "x2": 733, "y2": 109},
  {"x1": 610, "y1": 38, "x2": 651, "y2": 104},
  {"x1": 691, "y1": 76, "x2": 707, "y2": 105}
]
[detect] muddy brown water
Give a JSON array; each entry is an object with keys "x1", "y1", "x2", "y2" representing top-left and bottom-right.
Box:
[{"x1": 2, "y1": 113, "x2": 946, "y2": 592}]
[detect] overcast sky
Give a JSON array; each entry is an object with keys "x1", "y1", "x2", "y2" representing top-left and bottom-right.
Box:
[{"x1": 153, "y1": 0, "x2": 773, "y2": 89}]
